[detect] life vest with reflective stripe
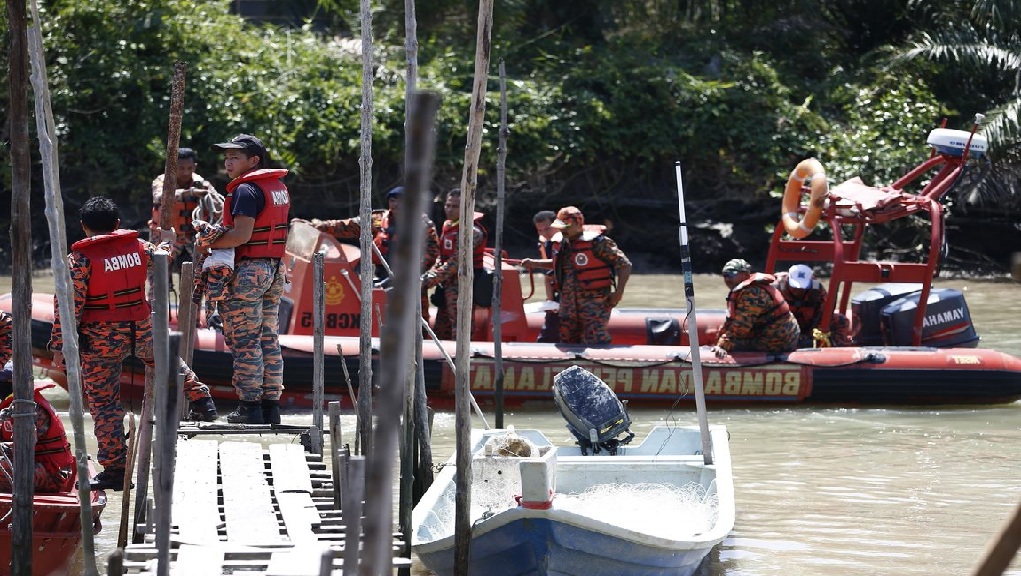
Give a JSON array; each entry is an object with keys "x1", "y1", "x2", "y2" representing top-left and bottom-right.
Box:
[
  {"x1": 151, "y1": 177, "x2": 210, "y2": 235},
  {"x1": 224, "y1": 168, "x2": 291, "y2": 260},
  {"x1": 555, "y1": 229, "x2": 613, "y2": 290},
  {"x1": 72, "y1": 230, "x2": 151, "y2": 322},
  {"x1": 438, "y1": 212, "x2": 487, "y2": 267},
  {"x1": 727, "y1": 273, "x2": 791, "y2": 327},
  {"x1": 0, "y1": 382, "x2": 75, "y2": 486}
]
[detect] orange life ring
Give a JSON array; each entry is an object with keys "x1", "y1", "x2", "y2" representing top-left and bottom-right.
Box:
[{"x1": 780, "y1": 158, "x2": 828, "y2": 239}]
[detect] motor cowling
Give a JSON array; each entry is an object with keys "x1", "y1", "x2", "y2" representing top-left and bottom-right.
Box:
[{"x1": 552, "y1": 365, "x2": 634, "y2": 455}]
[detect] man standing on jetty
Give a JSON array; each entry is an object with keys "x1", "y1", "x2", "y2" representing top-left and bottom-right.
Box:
[
  {"x1": 206, "y1": 134, "x2": 291, "y2": 425},
  {"x1": 49, "y1": 196, "x2": 217, "y2": 491}
]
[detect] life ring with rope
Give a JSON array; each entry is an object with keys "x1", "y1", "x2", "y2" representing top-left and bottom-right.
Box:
[{"x1": 780, "y1": 158, "x2": 828, "y2": 239}]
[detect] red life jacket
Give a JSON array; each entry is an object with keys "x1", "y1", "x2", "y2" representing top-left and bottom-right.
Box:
[
  {"x1": 554, "y1": 229, "x2": 613, "y2": 290},
  {"x1": 224, "y1": 168, "x2": 291, "y2": 260},
  {"x1": 72, "y1": 230, "x2": 151, "y2": 323},
  {"x1": 1, "y1": 382, "x2": 75, "y2": 489},
  {"x1": 727, "y1": 273, "x2": 792, "y2": 326},
  {"x1": 438, "y1": 212, "x2": 487, "y2": 268},
  {"x1": 151, "y1": 176, "x2": 209, "y2": 236}
]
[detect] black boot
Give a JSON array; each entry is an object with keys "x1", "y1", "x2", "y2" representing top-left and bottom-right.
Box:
[
  {"x1": 261, "y1": 399, "x2": 281, "y2": 425},
  {"x1": 188, "y1": 397, "x2": 218, "y2": 422},
  {"x1": 226, "y1": 400, "x2": 264, "y2": 424},
  {"x1": 90, "y1": 467, "x2": 132, "y2": 491}
]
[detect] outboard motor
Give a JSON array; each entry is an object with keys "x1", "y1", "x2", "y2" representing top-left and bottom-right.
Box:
[{"x1": 552, "y1": 365, "x2": 634, "y2": 455}]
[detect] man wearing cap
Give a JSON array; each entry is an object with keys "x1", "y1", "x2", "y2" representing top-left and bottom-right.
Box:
[
  {"x1": 295, "y1": 185, "x2": 441, "y2": 321},
  {"x1": 207, "y1": 134, "x2": 291, "y2": 425},
  {"x1": 422, "y1": 188, "x2": 488, "y2": 340},
  {"x1": 712, "y1": 258, "x2": 800, "y2": 358},
  {"x1": 545, "y1": 206, "x2": 631, "y2": 345},
  {"x1": 774, "y1": 264, "x2": 853, "y2": 347},
  {"x1": 149, "y1": 147, "x2": 222, "y2": 264}
]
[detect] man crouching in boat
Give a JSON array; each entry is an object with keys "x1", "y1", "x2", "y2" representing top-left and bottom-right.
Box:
[
  {"x1": 712, "y1": 259, "x2": 800, "y2": 358},
  {"x1": 0, "y1": 311, "x2": 75, "y2": 493}
]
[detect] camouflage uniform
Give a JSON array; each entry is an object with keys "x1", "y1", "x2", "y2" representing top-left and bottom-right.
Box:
[
  {"x1": 0, "y1": 311, "x2": 10, "y2": 367},
  {"x1": 718, "y1": 273, "x2": 801, "y2": 353},
  {"x1": 555, "y1": 235, "x2": 631, "y2": 345},
  {"x1": 774, "y1": 271, "x2": 853, "y2": 347},
  {"x1": 49, "y1": 241, "x2": 214, "y2": 470},
  {"x1": 193, "y1": 223, "x2": 234, "y2": 304},
  {"x1": 220, "y1": 259, "x2": 287, "y2": 402},
  {"x1": 311, "y1": 210, "x2": 440, "y2": 320}
]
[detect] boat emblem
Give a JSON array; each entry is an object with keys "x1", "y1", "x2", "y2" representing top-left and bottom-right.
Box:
[{"x1": 325, "y1": 275, "x2": 345, "y2": 305}]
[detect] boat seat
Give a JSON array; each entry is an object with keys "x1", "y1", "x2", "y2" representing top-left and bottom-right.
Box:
[{"x1": 830, "y1": 178, "x2": 926, "y2": 219}]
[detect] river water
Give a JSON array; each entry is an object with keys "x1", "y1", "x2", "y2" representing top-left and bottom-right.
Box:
[{"x1": 24, "y1": 273, "x2": 1021, "y2": 574}]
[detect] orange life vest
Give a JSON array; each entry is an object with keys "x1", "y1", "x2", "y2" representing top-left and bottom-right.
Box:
[
  {"x1": 554, "y1": 229, "x2": 613, "y2": 290},
  {"x1": 151, "y1": 177, "x2": 209, "y2": 236},
  {"x1": 223, "y1": 168, "x2": 291, "y2": 260},
  {"x1": 0, "y1": 382, "x2": 75, "y2": 489},
  {"x1": 371, "y1": 209, "x2": 393, "y2": 265},
  {"x1": 438, "y1": 212, "x2": 487, "y2": 268},
  {"x1": 72, "y1": 230, "x2": 151, "y2": 323},
  {"x1": 727, "y1": 273, "x2": 792, "y2": 326}
]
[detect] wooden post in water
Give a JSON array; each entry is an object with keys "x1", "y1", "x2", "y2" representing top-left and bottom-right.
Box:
[
  {"x1": 355, "y1": 0, "x2": 375, "y2": 458},
  {"x1": 26, "y1": 2, "x2": 98, "y2": 570},
  {"x1": 154, "y1": 332, "x2": 181, "y2": 576},
  {"x1": 454, "y1": 1, "x2": 495, "y2": 573},
  {"x1": 156, "y1": 62, "x2": 186, "y2": 241},
  {"x1": 329, "y1": 402, "x2": 344, "y2": 510},
  {"x1": 361, "y1": 90, "x2": 440, "y2": 576},
  {"x1": 342, "y1": 456, "x2": 365, "y2": 572},
  {"x1": 492, "y1": 60, "x2": 509, "y2": 429},
  {"x1": 311, "y1": 251, "x2": 326, "y2": 453},
  {"x1": 149, "y1": 252, "x2": 172, "y2": 551},
  {"x1": 7, "y1": 1, "x2": 37, "y2": 572}
]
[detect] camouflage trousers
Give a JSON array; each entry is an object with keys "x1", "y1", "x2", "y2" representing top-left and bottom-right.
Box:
[
  {"x1": 79, "y1": 319, "x2": 212, "y2": 469},
  {"x1": 729, "y1": 316, "x2": 801, "y2": 353},
  {"x1": 558, "y1": 289, "x2": 612, "y2": 345},
  {"x1": 431, "y1": 282, "x2": 482, "y2": 341},
  {"x1": 220, "y1": 258, "x2": 285, "y2": 402},
  {"x1": 0, "y1": 443, "x2": 74, "y2": 493}
]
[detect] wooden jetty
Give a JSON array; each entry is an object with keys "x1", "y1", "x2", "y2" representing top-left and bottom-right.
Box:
[{"x1": 115, "y1": 425, "x2": 412, "y2": 575}]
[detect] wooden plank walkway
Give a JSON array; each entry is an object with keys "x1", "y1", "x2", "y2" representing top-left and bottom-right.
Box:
[{"x1": 119, "y1": 437, "x2": 410, "y2": 575}]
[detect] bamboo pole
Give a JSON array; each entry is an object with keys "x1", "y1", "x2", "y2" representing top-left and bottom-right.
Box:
[
  {"x1": 360, "y1": 91, "x2": 440, "y2": 576},
  {"x1": 8, "y1": 1, "x2": 37, "y2": 573},
  {"x1": 312, "y1": 251, "x2": 326, "y2": 453},
  {"x1": 453, "y1": 2, "x2": 495, "y2": 573},
  {"x1": 26, "y1": 2, "x2": 98, "y2": 571},
  {"x1": 492, "y1": 60, "x2": 508, "y2": 429},
  {"x1": 156, "y1": 62, "x2": 186, "y2": 237},
  {"x1": 355, "y1": 0, "x2": 375, "y2": 458}
]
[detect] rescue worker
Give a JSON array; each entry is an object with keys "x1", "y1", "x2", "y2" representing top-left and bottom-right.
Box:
[
  {"x1": 421, "y1": 189, "x2": 489, "y2": 340},
  {"x1": 149, "y1": 147, "x2": 221, "y2": 264},
  {"x1": 48, "y1": 196, "x2": 218, "y2": 491},
  {"x1": 295, "y1": 186, "x2": 440, "y2": 321},
  {"x1": 0, "y1": 377, "x2": 76, "y2": 494},
  {"x1": 207, "y1": 134, "x2": 291, "y2": 425},
  {"x1": 549, "y1": 206, "x2": 631, "y2": 345},
  {"x1": 712, "y1": 258, "x2": 800, "y2": 358},
  {"x1": 774, "y1": 264, "x2": 854, "y2": 347},
  {"x1": 532, "y1": 210, "x2": 560, "y2": 343}
]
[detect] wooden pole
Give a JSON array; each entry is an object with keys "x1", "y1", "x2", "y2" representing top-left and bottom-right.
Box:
[
  {"x1": 155, "y1": 331, "x2": 181, "y2": 576},
  {"x1": 973, "y1": 499, "x2": 1021, "y2": 576},
  {"x1": 7, "y1": 1, "x2": 37, "y2": 573},
  {"x1": 176, "y1": 261, "x2": 195, "y2": 421},
  {"x1": 156, "y1": 62, "x2": 186, "y2": 238},
  {"x1": 26, "y1": 1, "x2": 98, "y2": 571},
  {"x1": 360, "y1": 91, "x2": 440, "y2": 576},
  {"x1": 149, "y1": 252, "x2": 172, "y2": 561},
  {"x1": 356, "y1": 0, "x2": 375, "y2": 458},
  {"x1": 312, "y1": 252, "x2": 326, "y2": 453},
  {"x1": 342, "y1": 456, "x2": 365, "y2": 573},
  {"x1": 492, "y1": 60, "x2": 508, "y2": 429},
  {"x1": 454, "y1": 1, "x2": 495, "y2": 573},
  {"x1": 328, "y1": 402, "x2": 344, "y2": 510},
  {"x1": 116, "y1": 413, "x2": 137, "y2": 548}
]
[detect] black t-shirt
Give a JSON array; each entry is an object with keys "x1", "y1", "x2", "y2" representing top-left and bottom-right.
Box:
[{"x1": 231, "y1": 182, "x2": 264, "y2": 219}]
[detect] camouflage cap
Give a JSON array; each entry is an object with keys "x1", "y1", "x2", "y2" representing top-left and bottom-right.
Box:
[
  {"x1": 722, "y1": 258, "x2": 752, "y2": 275},
  {"x1": 550, "y1": 206, "x2": 584, "y2": 229}
]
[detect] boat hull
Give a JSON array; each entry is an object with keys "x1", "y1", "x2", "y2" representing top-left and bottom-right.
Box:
[
  {"x1": 0, "y1": 486, "x2": 107, "y2": 576},
  {"x1": 412, "y1": 426, "x2": 734, "y2": 576},
  {"x1": 8, "y1": 293, "x2": 1021, "y2": 408}
]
